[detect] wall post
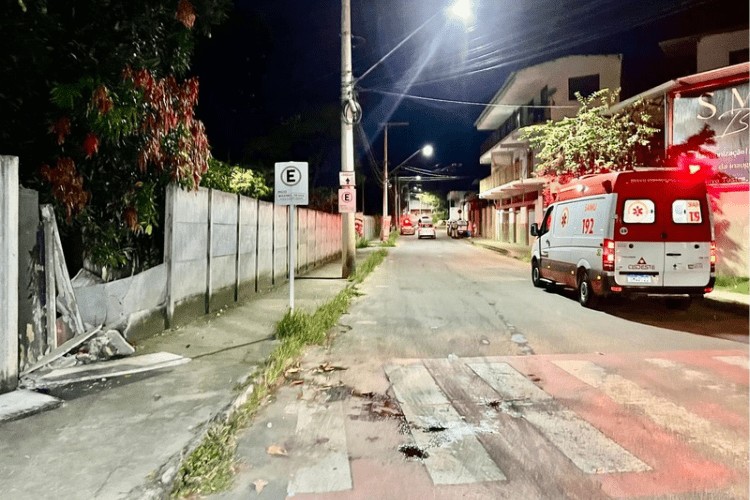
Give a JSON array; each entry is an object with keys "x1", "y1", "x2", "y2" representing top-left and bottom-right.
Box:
[{"x1": 0, "y1": 156, "x2": 19, "y2": 392}]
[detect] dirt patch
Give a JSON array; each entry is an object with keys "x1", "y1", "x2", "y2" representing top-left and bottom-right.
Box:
[
  {"x1": 398, "y1": 444, "x2": 429, "y2": 460},
  {"x1": 349, "y1": 390, "x2": 405, "y2": 422}
]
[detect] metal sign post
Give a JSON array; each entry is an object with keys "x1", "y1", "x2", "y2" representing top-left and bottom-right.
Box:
[{"x1": 275, "y1": 162, "x2": 309, "y2": 311}]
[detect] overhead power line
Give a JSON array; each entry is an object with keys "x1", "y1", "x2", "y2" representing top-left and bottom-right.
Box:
[{"x1": 359, "y1": 88, "x2": 578, "y2": 109}]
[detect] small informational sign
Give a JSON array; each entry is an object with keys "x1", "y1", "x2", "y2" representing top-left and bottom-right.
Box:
[
  {"x1": 338, "y1": 189, "x2": 356, "y2": 213},
  {"x1": 275, "y1": 162, "x2": 309, "y2": 206},
  {"x1": 339, "y1": 171, "x2": 356, "y2": 187}
]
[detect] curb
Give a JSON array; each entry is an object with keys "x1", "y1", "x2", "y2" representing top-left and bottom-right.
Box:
[{"x1": 126, "y1": 378, "x2": 258, "y2": 499}]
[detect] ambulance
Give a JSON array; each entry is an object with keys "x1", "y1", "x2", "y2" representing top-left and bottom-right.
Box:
[{"x1": 529, "y1": 169, "x2": 716, "y2": 308}]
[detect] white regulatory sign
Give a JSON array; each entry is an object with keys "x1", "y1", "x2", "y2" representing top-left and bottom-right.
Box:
[
  {"x1": 275, "y1": 162, "x2": 309, "y2": 206},
  {"x1": 338, "y1": 188, "x2": 356, "y2": 213},
  {"x1": 339, "y1": 171, "x2": 356, "y2": 187}
]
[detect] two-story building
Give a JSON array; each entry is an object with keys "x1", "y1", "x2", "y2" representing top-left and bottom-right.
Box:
[{"x1": 474, "y1": 54, "x2": 623, "y2": 246}]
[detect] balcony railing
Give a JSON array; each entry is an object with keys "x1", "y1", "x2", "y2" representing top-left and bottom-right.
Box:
[{"x1": 480, "y1": 106, "x2": 550, "y2": 157}]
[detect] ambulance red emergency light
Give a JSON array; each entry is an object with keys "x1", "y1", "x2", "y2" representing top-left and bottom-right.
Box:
[{"x1": 530, "y1": 169, "x2": 715, "y2": 309}]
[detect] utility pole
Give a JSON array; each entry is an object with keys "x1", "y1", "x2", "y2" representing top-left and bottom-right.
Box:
[
  {"x1": 381, "y1": 122, "x2": 408, "y2": 240},
  {"x1": 340, "y1": 0, "x2": 356, "y2": 278}
]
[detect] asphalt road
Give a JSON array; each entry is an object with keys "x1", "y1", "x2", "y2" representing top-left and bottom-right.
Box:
[{"x1": 212, "y1": 233, "x2": 749, "y2": 499}]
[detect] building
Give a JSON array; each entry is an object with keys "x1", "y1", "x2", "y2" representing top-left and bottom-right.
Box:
[
  {"x1": 609, "y1": 62, "x2": 749, "y2": 276},
  {"x1": 474, "y1": 54, "x2": 623, "y2": 245}
]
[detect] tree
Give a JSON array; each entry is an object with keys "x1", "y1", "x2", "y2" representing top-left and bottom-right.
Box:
[
  {"x1": 520, "y1": 89, "x2": 661, "y2": 201},
  {"x1": 1, "y1": 0, "x2": 231, "y2": 276}
]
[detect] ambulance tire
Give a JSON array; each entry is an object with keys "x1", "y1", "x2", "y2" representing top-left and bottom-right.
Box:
[
  {"x1": 531, "y1": 260, "x2": 544, "y2": 288},
  {"x1": 577, "y1": 271, "x2": 599, "y2": 308}
]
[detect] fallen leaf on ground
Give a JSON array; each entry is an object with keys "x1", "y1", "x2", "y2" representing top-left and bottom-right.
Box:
[
  {"x1": 317, "y1": 362, "x2": 348, "y2": 372},
  {"x1": 291, "y1": 379, "x2": 304, "y2": 386},
  {"x1": 266, "y1": 444, "x2": 288, "y2": 456},
  {"x1": 253, "y1": 479, "x2": 268, "y2": 494}
]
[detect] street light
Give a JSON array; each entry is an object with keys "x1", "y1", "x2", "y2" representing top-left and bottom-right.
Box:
[
  {"x1": 343, "y1": 0, "x2": 473, "y2": 250},
  {"x1": 448, "y1": 0, "x2": 474, "y2": 24},
  {"x1": 385, "y1": 144, "x2": 433, "y2": 238}
]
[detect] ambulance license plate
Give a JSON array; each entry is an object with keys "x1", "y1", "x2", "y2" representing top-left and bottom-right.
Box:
[{"x1": 627, "y1": 275, "x2": 652, "y2": 284}]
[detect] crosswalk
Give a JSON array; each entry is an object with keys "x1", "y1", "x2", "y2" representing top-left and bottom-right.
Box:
[{"x1": 281, "y1": 349, "x2": 748, "y2": 499}]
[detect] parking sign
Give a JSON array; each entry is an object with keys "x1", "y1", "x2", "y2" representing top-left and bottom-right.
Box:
[
  {"x1": 275, "y1": 162, "x2": 309, "y2": 205},
  {"x1": 338, "y1": 188, "x2": 356, "y2": 213}
]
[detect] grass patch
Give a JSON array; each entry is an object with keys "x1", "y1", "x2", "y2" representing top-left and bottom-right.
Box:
[
  {"x1": 380, "y1": 230, "x2": 398, "y2": 247},
  {"x1": 714, "y1": 275, "x2": 749, "y2": 295},
  {"x1": 356, "y1": 236, "x2": 370, "y2": 248},
  {"x1": 170, "y1": 248, "x2": 388, "y2": 498}
]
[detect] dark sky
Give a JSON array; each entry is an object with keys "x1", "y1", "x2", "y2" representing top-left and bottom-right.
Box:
[{"x1": 192, "y1": 0, "x2": 747, "y2": 210}]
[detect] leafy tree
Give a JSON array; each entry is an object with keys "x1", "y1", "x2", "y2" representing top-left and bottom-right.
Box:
[
  {"x1": 417, "y1": 192, "x2": 446, "y2": 221},
  {"x1": 521, "y1": 89, "x2": 661, "y2": 196},
  {"x1": 201, "y1": 158, "x2": 272, "y2": 199},
  {"x1": 1, "y1": 0, "x2": 231, "y2": 277}
]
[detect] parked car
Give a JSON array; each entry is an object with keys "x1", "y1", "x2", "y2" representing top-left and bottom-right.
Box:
[
  {"x1": 400, "y1": 217, "x2": 415, "y2": 236},
  {"x1": 449, "y1": 219, "x2": 469, "y2": 238},
  {"x1": 417, "y1": 220, "x2": 436, "y2": 239}
]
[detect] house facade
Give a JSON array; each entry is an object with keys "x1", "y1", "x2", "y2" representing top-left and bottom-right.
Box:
[{"x1": 474, "y1": 54, "x2": 623, "y2": 245}]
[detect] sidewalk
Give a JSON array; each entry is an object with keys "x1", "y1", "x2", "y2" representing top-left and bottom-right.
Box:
[
  {"x1": 0, "y1": 249, "x2": 375, "y2": 500},
  {"x1": 468, "y1": 237, "x2": 750, "y2": 307}
]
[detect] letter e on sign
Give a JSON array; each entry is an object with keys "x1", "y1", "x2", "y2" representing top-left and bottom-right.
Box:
[
  {"x1": 338, "y1": 188, "x2": 356, "y2": 213},
  {"x1": 275, "y1": 162, "x2": 309, "y2": 205}
]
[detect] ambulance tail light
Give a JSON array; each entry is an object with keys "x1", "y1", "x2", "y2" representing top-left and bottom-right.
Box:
[
  {"x1": 603, "y1": 239, "x2": 615, "y2": 272},
  {"x1": 710, "y1": 241, "x2": 716, "y2": 273}
]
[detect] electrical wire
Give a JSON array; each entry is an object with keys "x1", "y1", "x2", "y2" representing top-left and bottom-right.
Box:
[{"x1": 358, "y1": 88, "x2": 578, "y2": 109}]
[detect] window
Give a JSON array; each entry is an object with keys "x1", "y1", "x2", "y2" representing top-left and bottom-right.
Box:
[
  {"x1": 539, "y1": 207, "x2": 554, "y2": 234},
  {"x1": 672, "y1": 199, "x2": 702, "y2": 224},
  {"x1": 568, "y1": 74, "x2": 600, "y2": 100},
  {"x1": 729, "y1": 49, "x2": 749, "y2": 66},
  {"x1": 623, "y1": 199, "x2": 655, "y2": 223}
]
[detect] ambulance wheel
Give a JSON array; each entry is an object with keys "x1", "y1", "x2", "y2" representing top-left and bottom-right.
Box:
[
  {"x1": 531, "y1": 260, "x2": 544, "y2": 288},
  {"x1": 577, "y1": 271, "x2": 599, "y2": 308}
]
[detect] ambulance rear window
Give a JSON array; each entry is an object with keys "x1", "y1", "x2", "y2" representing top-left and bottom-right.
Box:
[
  {"x1": 623, "y1": 199, "x2": 655, "y2": 224},
  {"x1": 672, "y1": 199, "x2": 703, "y2": 224}
]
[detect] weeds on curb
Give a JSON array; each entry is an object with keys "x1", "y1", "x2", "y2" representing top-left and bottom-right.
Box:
[
  {"x1": 380, "y1": 231, "x2": 398, "y2": 247},
  {"x1": 356, "y1": 236, "x2": 370, "y2": 248},
  {"x1": 170, "y1": 248, "x2": 388, "y2": 498}
]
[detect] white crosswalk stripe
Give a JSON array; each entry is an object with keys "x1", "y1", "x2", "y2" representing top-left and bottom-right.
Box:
[
  {"x1": 385, "y1": 363, "x2": 507, "y2": 485},
  {"x1": 287, "y1": 400, "x2": 352, "y2": 495},
  {"x1": 715, "y1": 355, "x2": 750, "y2": 369},
  {"x1": 468, "y1": 361, "x2": 650, "y2": 474},
  {"x1": 554, "y1": 359, "x2": 748, "y2": 462}
]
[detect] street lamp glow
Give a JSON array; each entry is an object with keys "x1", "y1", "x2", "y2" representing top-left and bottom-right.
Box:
[
  {"x1": 421, "y1": 144, "x2": 434, "y2": 158},
  {"x1": 448, "y1": 0, "x2": 473, "y2": 24},
  {"x1": 416, "y1": 175, "x2": 421, "y2": 181}
]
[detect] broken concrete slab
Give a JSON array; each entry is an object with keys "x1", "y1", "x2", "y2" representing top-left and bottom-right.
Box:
[
  {"x1": 23, "y1": 352, "x2": 191, "y2": 390},
  {"x1": 0, "y1": 390, "x2": 63, "y2": 423},
  {"x1": 104, "y1": 329, "x2": 135, "y2": 356},
  {"x1": 21, "y1": 325, "x2": 102, "y2": 375}
]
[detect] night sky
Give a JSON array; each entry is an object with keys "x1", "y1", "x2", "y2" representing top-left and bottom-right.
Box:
[{"x1": 191, "y1": 0, "x2": 747, "y2": 212}]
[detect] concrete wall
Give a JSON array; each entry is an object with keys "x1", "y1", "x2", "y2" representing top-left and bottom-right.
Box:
[
  {"x1": 71, "y1": 184, "x2": 343, "y2": 337},
  {"x1": 1, "y1": 156, "x2": 19, "y2": 392},
  {"x1": 163, "y1": 185, "x2": 341, "y2": 328}
]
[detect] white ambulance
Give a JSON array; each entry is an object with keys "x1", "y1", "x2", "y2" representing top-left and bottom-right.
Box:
[{"x1": 529, "y1": 169, "x2": 716, "y2": 308}]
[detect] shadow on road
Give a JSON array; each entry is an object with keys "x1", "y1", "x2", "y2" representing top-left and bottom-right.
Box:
[{"x1": 548, "y1": 287, "x2": 749, "y2": 343}]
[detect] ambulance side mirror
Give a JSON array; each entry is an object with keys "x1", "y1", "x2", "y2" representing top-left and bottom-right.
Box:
[{"x1": 530, "y1": 223, "x2": 539, "y2": 237}]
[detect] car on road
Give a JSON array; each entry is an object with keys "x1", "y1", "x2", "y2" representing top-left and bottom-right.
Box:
[
  {"x1": 417, "y1": 220, "x2": 436, "y2": 239},
  {"x1": 400, "y1": 217, "x2": 415, "y2": 236},
  {"x1": 449, "y1": 219, "x2": 469, "y2": 238}
]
